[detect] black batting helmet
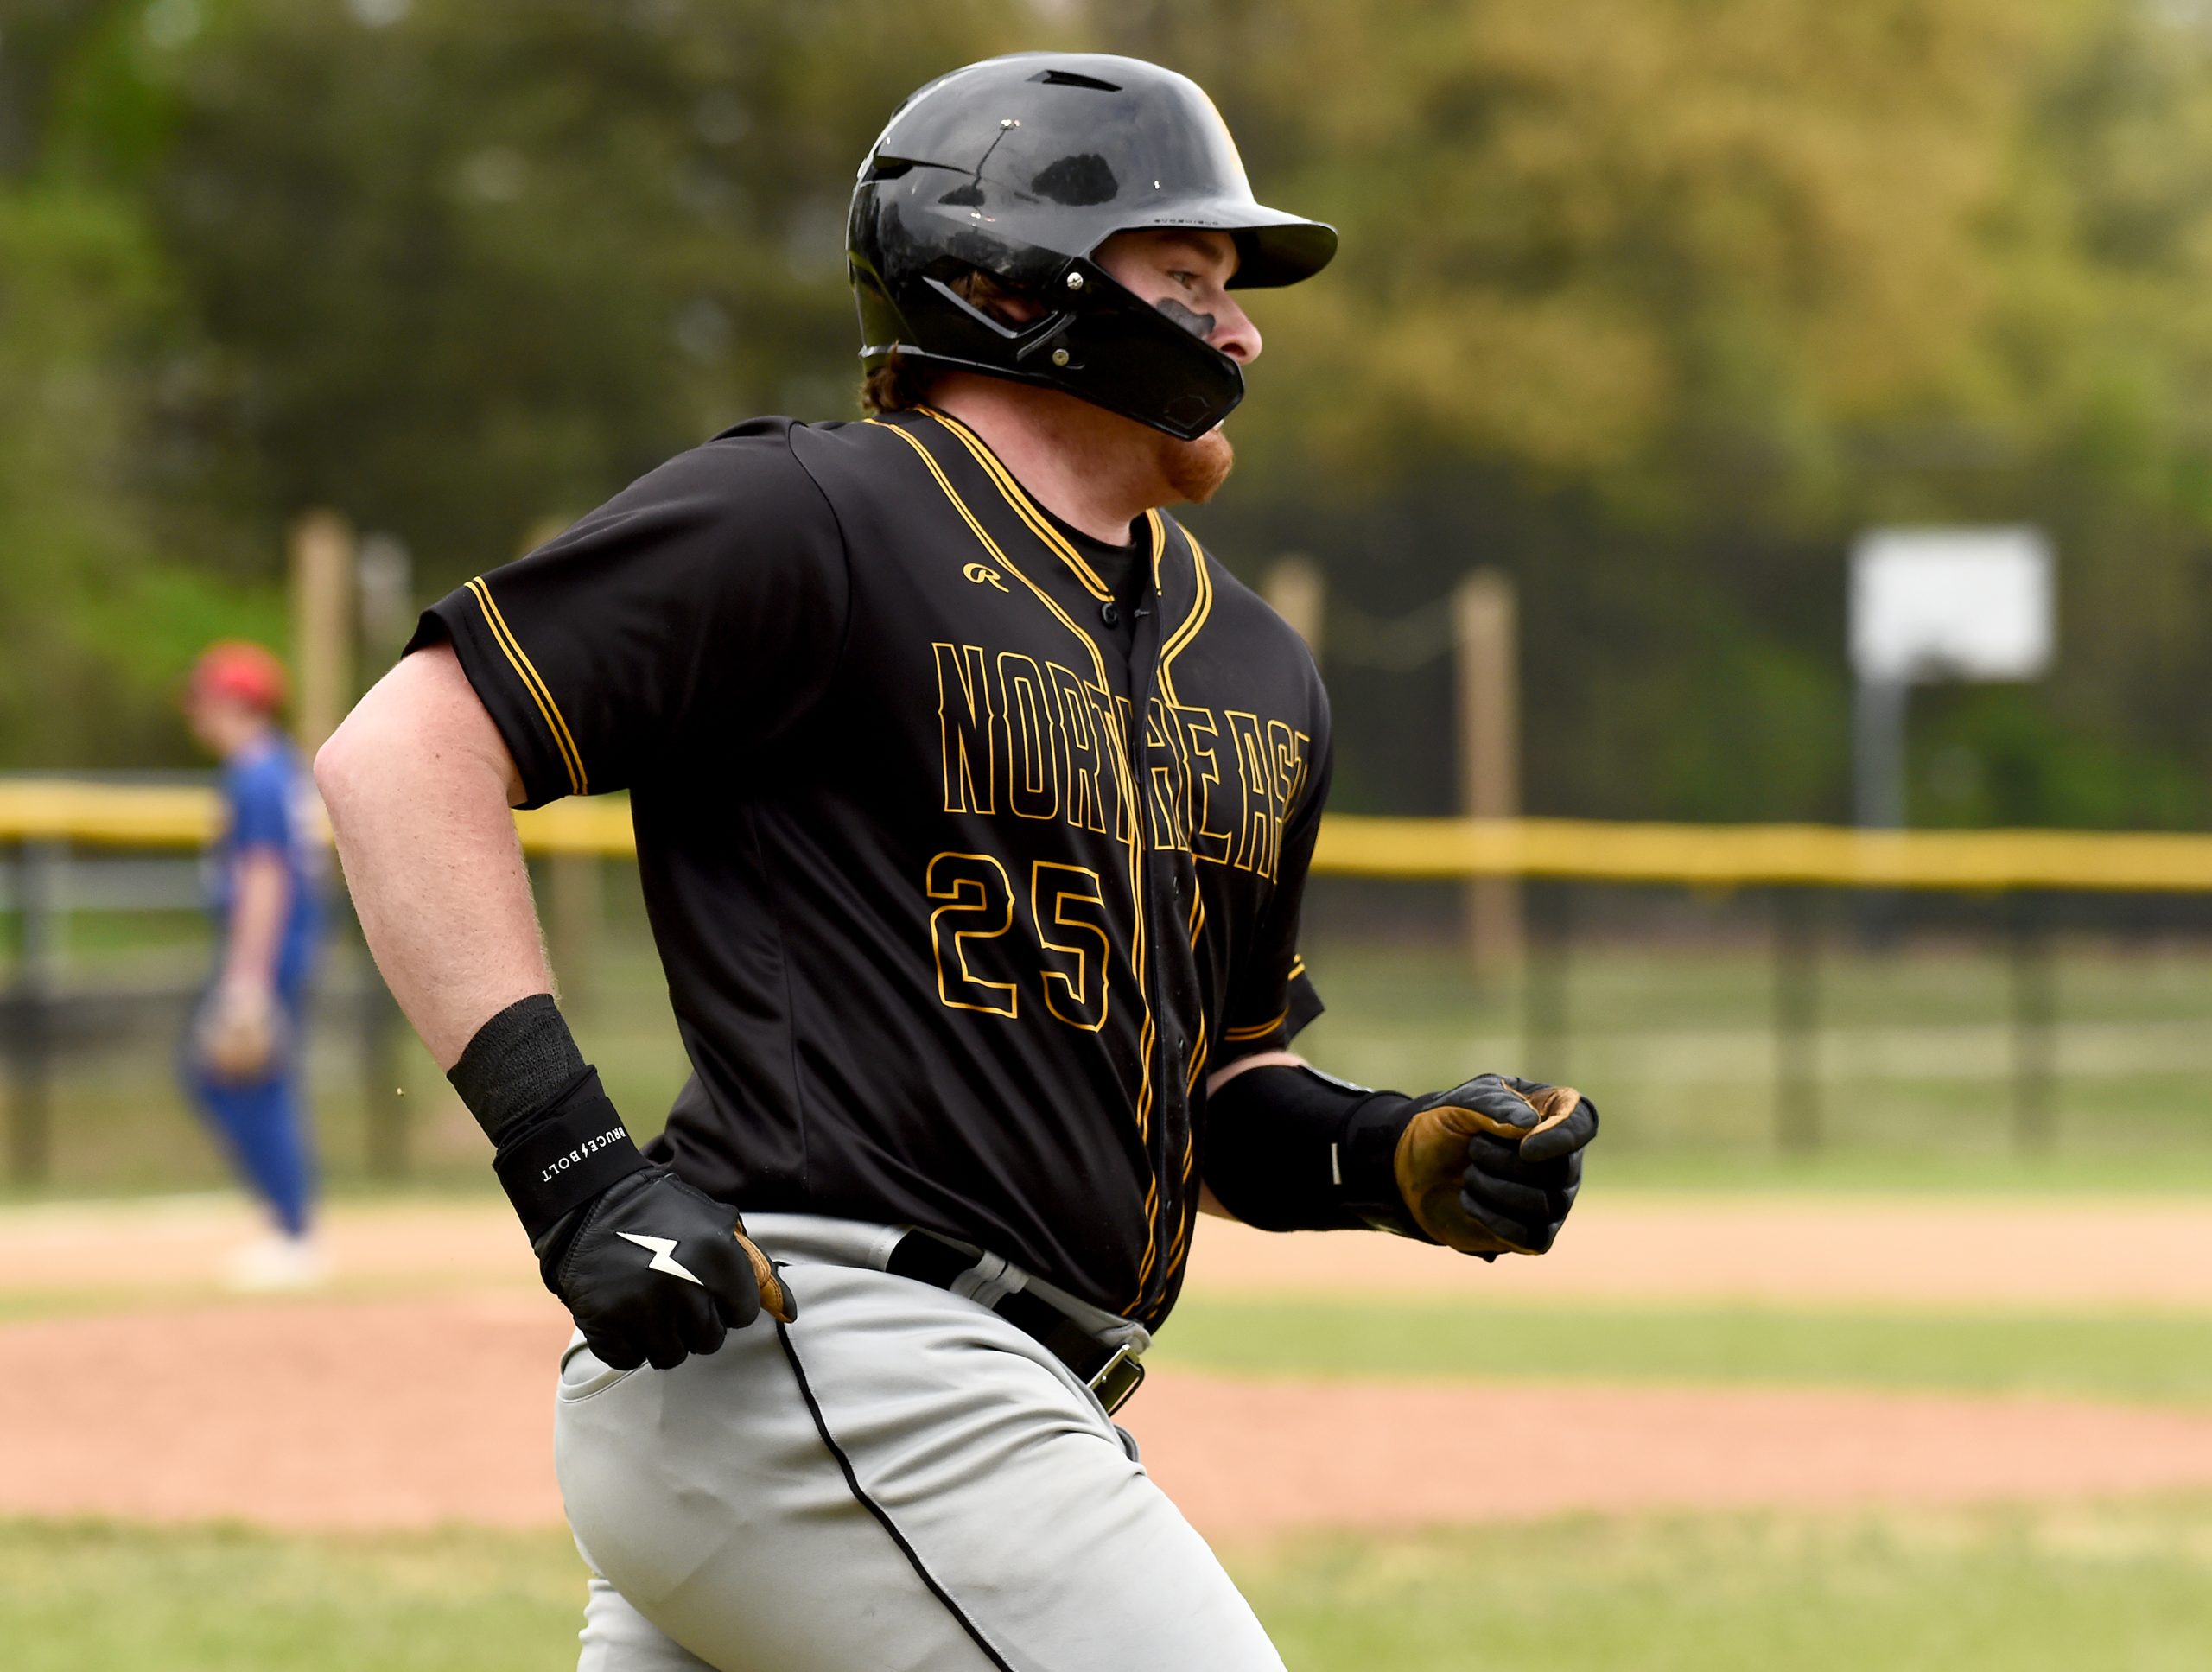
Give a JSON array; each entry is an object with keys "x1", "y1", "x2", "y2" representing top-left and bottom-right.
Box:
[{"x1": 847, "y1": 53, "x2": 1337, "y2": 440}]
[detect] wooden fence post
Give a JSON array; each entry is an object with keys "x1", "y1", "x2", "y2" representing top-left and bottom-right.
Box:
[
  {"x1": 289, "y1": 511, "x2": 356, "y2": 754},
  {"x1": 1262, "y1": 556, "x2": 1325, "y2": 659},
  {"x1": 1453, "y1": 571, "x2": 1522, "y2": 976}
]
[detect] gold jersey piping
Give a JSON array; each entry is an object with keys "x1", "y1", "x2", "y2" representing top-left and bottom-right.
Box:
[
  {"x1": 919, "y1": 406, "x2": 1135, "y2": 605},
  {"x1": 466, "y1": 576, "x2": 587, "y2": 796}
]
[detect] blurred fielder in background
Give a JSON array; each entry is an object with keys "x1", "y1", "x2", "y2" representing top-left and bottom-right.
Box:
[{"x1": 181, "y1": 639, "x2": 326, "y2": 1290}]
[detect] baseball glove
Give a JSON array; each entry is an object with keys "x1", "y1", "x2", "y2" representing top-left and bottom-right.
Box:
[{"x1": 194, "y1": 984, "x2": 283, "y2": 1084}]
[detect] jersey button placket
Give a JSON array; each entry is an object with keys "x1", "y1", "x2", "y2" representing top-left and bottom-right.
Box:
[{"x1": 1126, "y1": 576, "x2": 1177, "y2": 1316}]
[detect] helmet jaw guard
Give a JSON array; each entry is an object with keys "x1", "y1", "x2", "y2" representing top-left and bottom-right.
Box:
[
  {"x1": 851, "y1": 211, "x2": 1249, "y2": 439},
  {"x1": 847, "y1": 53, "x2": 1336, "y2": 438}
]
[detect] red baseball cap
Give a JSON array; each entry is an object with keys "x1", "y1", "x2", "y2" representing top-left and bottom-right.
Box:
[{"x1": 188, "y1": 640, "x2": 289, "y2": 715}]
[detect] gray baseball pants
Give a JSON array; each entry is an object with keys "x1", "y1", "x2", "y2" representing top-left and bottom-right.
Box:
[{"x1": 553, "y1": 1212, "x2": 1287, "y2": 1671}]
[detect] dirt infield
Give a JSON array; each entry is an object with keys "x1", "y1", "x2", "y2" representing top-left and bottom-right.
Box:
[
  {"x1": 7, "y1": 1192, "x2": 2212, "y2": 1541},
  {"x1": 10, "y1": 1190, "x2": 2212, "y2": 1310},
  {"x1": 9, "y1": 1293, "x2": 2212, "y2": 1539},
  {"x1": 1189, "y1": 1195, "x2": 2212, "y2": 1312}
]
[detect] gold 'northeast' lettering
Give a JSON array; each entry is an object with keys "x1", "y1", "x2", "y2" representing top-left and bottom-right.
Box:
[
  {"x1": 1111, "y1": 693, "x2": 1140, "y2": 847},
  {"x1": 1182, "y1": 706, "x2": 1235, "y2": 866},
  {"x1": 1222, "y1": 709, "x2": 1274, "y2": 876},
  {"x1": 925, "y1": 636, "x2": 1319, "y2": 869},
  {"x1": 1047, "y1": 660, "x2": 1109, "y2": 836},
  {"x1": 998, "y1": 652, "x2": 1059, "y2": 822},
  {"x1": 934, "y1": 642, "x2": 995, "y2": 815},
  {"x1": 1266, "y1": 720, "x2": 1307, "y2": 883},
  {"x1": 1145, "y1": 697, "x2": 1193, "y2": 853}
]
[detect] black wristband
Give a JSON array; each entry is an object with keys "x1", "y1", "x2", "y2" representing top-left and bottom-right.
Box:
[
  {"x1": 489, "y1": 1066, "x2": 651, "y2": 1244},
  {"x1": 448, "y1": 993, "x2": 588, "y2": 1143},
  {"x1": 1204, "y1": 1063, "x2": 1433, "y2": 1240},
  {"x1": 1337, "y1": 1091, "x2": 1428, "y2": 1239}
]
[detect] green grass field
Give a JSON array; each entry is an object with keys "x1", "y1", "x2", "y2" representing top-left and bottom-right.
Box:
[
  {"x1": 1242, "y1": 1503, "x2": 2212, "y2": 1672},
  {"x1": 1158, "y1": 1298, "x2": 2212, "y2": 1406},
  {"x1": 15, "y1": 918, "x2": 2212, "y2": 1204},
  {"x1": 10, "y1": 1504, "x2": 2212, "y2": 1672}
]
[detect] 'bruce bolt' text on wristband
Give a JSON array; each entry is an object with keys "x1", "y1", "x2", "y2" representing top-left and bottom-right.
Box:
[{"x1": 490, "y1": 1068, "x2": 650, "y2": 1244}]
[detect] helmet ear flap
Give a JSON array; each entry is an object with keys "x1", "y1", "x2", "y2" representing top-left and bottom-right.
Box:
[
  {"x1": 925, "y1": 269, "x2": 1051, "y2": 339},
  {"x1": 884, "y1": 267, "x2": 1065, "y2": 370}
]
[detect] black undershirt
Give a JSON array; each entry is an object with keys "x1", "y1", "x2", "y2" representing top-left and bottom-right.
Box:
[{"x1": 1038, "y1": 505, "x2": 1151, "y2": 653}]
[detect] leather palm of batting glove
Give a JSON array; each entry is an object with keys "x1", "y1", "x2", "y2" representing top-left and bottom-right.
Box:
[
  {"x1": 533, "y1": 1165, "x2": 797, "y2": 1373},
  {"x1": 1394, "y1": 1075, "x2": 1598, "y2": 1256}
]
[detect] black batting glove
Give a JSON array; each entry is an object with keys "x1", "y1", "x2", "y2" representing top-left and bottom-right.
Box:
[
  {"x1": 533, "y1": 1166, "x2": 797, "y2": 1373},
  {"x1": 1395, "y1": 1074, "x2": 1599, "y2": 1256},
  {"x1": 457, "y1": 1017, "x2": 798, "y2": 1374}
]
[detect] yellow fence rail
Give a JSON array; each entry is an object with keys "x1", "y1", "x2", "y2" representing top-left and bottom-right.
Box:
[
  {"x1": 3, "y1": 778, "x2": 2210, "y2": 893},
  {"x1": 1310, "y1": 816, "x2": 2212, "y2": 893}
]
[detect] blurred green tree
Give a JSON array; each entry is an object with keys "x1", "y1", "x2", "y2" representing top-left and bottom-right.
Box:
[
  {"x1": 1121, "y1": 0, "x2": 2212, "y2": 825},
  {"x1": 0, "y1": 1, "x2": 276, "y2": 764},
  {"x1": 4, "y1": 0, "x2": 2211, "y2": 826},
  {"x1": 133, "y1": 0, "x2": 1030, "y2": 581}
]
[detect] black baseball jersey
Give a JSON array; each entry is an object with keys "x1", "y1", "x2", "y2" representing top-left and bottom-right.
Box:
[{"x1": 412, "y1": 406, "x2": 1329, "y2": 1323}]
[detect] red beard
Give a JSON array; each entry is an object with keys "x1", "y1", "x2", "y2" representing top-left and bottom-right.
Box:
[{"x1": 1159, "y1": 428, "x2": 1235, "y2": 504}]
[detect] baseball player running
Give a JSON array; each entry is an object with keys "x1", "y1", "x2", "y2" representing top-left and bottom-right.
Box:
[{"x1": 318, "y1": 53, "x2": 1596, "y2": 1672}]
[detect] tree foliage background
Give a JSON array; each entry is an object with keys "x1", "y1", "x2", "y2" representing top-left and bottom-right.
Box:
[{"x1": 5, "y1": 0, "x2": 2212, "y2": 826}]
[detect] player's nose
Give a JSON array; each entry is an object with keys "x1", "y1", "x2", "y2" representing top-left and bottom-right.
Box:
[{"x1": 1210, "y1": 296, "x2": 1261, "y2": 366}]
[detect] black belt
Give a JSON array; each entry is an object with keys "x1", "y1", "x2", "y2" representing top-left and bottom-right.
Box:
[{"x1": 886, "y1": 1230, "x2": 1147, "y2": 1415}]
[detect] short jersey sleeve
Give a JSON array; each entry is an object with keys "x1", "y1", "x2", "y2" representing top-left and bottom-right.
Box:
[
  {"x1": 1216, "y1": 721, "x2": 1332, "y2": 1056},
  {"x1": 408, "y1": 419, "x2": 849, "y2": 807},
  {"x1": 226, "y1": 753, "x2": 296, "y2": 853}
]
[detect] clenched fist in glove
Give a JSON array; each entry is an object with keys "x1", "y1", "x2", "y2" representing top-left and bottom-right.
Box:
[
  {"x1": 450, "y1": 995, "x2": 794, "y2": 1372},
  {"x1": 536, "y1": 1165, "x2": 796, "y2": 1371},
  {"x1": 1203, "y1": 1060, "x2": 1599, "y2": 1256},
  {"x1": 1392, "y1": 1074, "x2": 1597, "y2": 1255}
]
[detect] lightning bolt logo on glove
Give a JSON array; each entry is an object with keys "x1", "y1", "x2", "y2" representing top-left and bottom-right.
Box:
[
  {"x1": 618, "y1": 1231, "x2": 704, "y2": 1286},
  {"x1": 538, "y1": 1167, "x2": 798, "y2": 1370}
]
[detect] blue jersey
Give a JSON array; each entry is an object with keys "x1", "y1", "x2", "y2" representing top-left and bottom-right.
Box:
[{"x1": 210, "y1": 734, "x2": 324, "y2": 995}]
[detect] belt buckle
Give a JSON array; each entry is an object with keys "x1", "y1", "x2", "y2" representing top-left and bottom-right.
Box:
[{"x1": 1088, "y1": 1342, "x2": 1147, "y2": 1415}]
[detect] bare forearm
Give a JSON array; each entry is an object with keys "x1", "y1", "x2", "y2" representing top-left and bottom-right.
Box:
[
  {"x1": 220, "y1": 851, "x2": 289, "y2": 991},
  {"x1": 315, "y1": 645, "x2": 552, "y2": 1071}
]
